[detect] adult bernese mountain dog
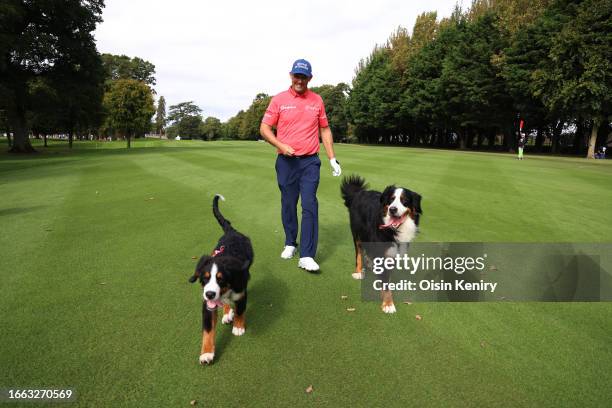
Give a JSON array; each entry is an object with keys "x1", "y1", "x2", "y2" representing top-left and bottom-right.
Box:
[
  {"x1": 189, "y1": 194, "x2": 253, "y2": 364},
  {"x1": 341, "y1": 175, "x2": 422, "y2": 313}
]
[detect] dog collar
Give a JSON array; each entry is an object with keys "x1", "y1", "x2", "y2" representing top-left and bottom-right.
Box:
[{"x1": 212, "y1": 246, "x2": 225, "y2": 257}]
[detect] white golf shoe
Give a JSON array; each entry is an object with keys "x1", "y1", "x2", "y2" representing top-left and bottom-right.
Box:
[
  {"x1": 298, "y1": 257, "x2": 320, "y2": 272},
  {"x1": 280, "y1": 245, "x2": 296, "y2": 259}
]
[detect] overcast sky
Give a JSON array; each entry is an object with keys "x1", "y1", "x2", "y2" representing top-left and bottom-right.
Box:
[{"x1": 94, "y1": 0, "x2": 460, "y2": 121}]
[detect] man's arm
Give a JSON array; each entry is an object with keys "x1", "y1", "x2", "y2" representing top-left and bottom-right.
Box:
[
  {"x1": 320, "y1": 126, "x2": 335, "y2": 159},
  {"x1": 321, "y1": 126, "x2": 341, "y2": 176},
  {"x1": 260, "y1": 122, "x2": 294, "y2": 156}
]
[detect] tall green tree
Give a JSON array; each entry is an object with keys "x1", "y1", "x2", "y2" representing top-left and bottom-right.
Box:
[
  {"x1": 167, "y1": 101, "x2": 202, "y2": 124},
  {"x1": 223, "y1": 111, "x2": 245, "y2": 139},
  {"x1": 0, "y1": 0, "x2": 105, "y2": 153},
  {"x1": 239, "y1": 93, "x2": 270, "y2": 140},
  {"x1": 311, "y1": 83, "x2": 349, "y2": 140},
  {"x1": 201, "y1": 117, "x2": 222, "y2": 140},
  {"x1": 101, "y1": 54, "x2": 156, "y2": 86},
  {"x1": 348, "y1": 46, "x2": 402, "y2": 143},
  {"x1": 103, "y1": 79, "x2": 155, "y2": 148},
  {"x1": 178, "y1": 115, "x2": 203, "y2": 139},
  {"x1": 167, "y1": 101, "x2": 203, "y2": 139},
  {"x1": 155, "y1": 95, "x2": 166, "y2": 136},
  {"x1": 532, "y1": 0, "x2": 612, "y2": 158}
]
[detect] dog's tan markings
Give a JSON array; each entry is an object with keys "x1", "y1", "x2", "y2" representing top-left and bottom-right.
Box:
[
  {"x1": 223, "y1": 304, "x2": 231, "y2": 316},
  {"x1": 234, "y1": 313, "x2": 245, "y2": 329},
  {"x1": 216, "y1": 272, "x2": 223, "y2": 280},
  {"x1": 381, "y1": 290, "x2": 395, "y2": 313},
  {"x1": 201, "y1": 309, "x2": 218, "y2": 355},
  {"x1": 204, "y1": 272, "x2": 210, "y2": 279}
]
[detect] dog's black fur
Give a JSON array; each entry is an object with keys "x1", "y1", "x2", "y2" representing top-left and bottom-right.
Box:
[
  {"x1": 341, "y1": 175, "x2": 422, "y2": 244},
  {"x1": 189, "y1": 194, "x2": 253, "y2": 364},
  {"x1": 341, "y1": 175, "x2": 423, "y2": 312}
]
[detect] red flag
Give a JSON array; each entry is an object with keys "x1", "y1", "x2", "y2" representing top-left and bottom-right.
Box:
[{"x1": 519, "y1": 120, "x2": 524, "y2": 131}]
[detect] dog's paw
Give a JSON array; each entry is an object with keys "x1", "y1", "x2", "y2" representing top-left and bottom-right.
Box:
[
  {"x1": 382, "y1": 303, "x2": 397, "y2": 314},
  {"x1": 199, "y1": 352, "x2": 215, "y2": 365},
  {"x1": 352, "y1": 272, "x2": 364, "y2": 280},
  {"x1": 222, "y1": 309, "x2": 234, "y2": 324},
  {"x1": 232, "y1": 326, "x2": 245, "y2": 336}
]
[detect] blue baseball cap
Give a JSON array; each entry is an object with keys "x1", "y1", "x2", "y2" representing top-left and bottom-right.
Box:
[{"x1": 290, "y1": 59, "x2": 312, "y2": 77}]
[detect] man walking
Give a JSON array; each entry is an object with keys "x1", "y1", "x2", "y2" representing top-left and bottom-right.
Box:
[{"x1": 259, "y1": 59, "x2": 341, "y2": 272}]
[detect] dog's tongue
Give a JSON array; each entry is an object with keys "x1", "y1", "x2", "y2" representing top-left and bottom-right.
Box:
[
  {"x1": 379, "y1": 214, "x2": 407, "y2": 229},
  {"x1": 207, "y1": 299, "x2": 223, "y2": 310}
]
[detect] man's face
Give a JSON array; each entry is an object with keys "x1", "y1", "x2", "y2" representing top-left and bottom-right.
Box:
[{"x1": 290, "y1": 73, "x2": 311, "y2": 94}]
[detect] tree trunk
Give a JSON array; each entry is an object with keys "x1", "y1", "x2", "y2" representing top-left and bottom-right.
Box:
[
  {"x1": 44, "y1": 133, "x2": 48, "y2": 147},
  {"x1": 458, "y1": 130, "x2": 467, "y2": 150},
  {"x1": 8, "y1": 112, "x2": 35, "y2": 153},
  {"x1": 586, "y1": 117, "x2": 601, "y2": 159},
  {"x1": 127, "y1": 132, "x2": 132, "y2": 149},
  {"x1": 466, "y1": 128, "x2": 474, "y2": 149},
  {"x1": 68, "y1": 127, "x2": 73, "y2": 149}
]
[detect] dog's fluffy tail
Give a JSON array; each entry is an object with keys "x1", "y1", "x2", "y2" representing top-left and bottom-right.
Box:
[
  {"x1": 213, "y1": 194, "x2": 233, "y2": 233},
  {"x1": 340, "y1": 174, "x2": 368, "y2": 209}
]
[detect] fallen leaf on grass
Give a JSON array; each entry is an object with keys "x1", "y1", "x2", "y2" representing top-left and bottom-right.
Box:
[
  {"x1": 190, "y1": 400, "x2": 197, "y2": 406},
  {"x1": 191, "y1": 256, "x2": 198, "y2": 260},
  {"x1": 341, "y1": 295, "x2": 348, "y2": 300},
  {"x1": 346, "y1": 307, "x2": 356, "y2": 312},
  {"x1": 403, "y1": 301, "x2": 412, "y2": 305},
  {"x1": 415, "y1": 314, "x2": 422, "y2": 320},
  {"x1": 305, "y1": 385, "x2": 313, "y2": 394},
  {"x1": 480, "y1": 341, "x2": 487, "y2": 348},
  {"x1": 489, "y1": 265, "x2": 498, "y2": 271},
  {"x1": 99, "y1": 282, "x2": 106, "y2": 285}
]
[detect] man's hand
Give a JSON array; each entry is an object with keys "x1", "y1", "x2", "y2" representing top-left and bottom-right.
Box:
[
  {"x1": 330, "y1": 158, "x2": 341, "y2": 177},
  {"x1": 280, "y1": 143, "x2": 295, "y2": 156}
]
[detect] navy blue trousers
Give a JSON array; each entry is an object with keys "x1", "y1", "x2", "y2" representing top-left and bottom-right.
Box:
[{"x1": 275, "y1": 154, "x2": 321, "y2": 258}]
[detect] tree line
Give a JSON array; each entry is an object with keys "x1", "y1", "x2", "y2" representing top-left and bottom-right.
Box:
[
  {"x1": 218, "y1": 0, "x2": 611, "y2": 158},
  {"x1": 345, "y1": 0, "x2": 611, "y2": 158},
  {"x1": 2, "y1": 0, "x2": 610, "y2": 158}
]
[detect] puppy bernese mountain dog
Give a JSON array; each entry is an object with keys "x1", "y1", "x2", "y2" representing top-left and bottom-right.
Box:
[
  {"x1": 189, "y1": 194, "x2": 253, "y2": 364},
  {"x1": 341, "y1": 175, "x2": 422, "y2": 313}
]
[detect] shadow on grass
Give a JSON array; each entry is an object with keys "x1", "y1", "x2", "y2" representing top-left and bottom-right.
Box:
[
  {"x1": 0, "y1": 205, "x2": 47, "y2": 217},
  {"x1": 317, "y1": 221, "x2": 348, "y2": 264},
  {"x1": 212, "y1": 274, "x2": 287, "y2": 361}
]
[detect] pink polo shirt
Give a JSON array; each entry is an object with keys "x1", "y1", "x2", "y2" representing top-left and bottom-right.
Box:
[{"x1": 262, "y1": 87, "x2": 329, "y2": 156}]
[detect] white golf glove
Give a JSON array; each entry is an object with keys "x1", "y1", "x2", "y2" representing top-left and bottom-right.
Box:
[{"x1": 330, "y1": 158, "x2": 341, "y2": 177}]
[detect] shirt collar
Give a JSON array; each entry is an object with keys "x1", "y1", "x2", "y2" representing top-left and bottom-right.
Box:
[{"x1": 288, "y1": 86, "x2": 309, "y2": 98}]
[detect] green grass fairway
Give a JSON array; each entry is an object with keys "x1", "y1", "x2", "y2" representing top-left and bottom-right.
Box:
[{"x1": 1, "y1": 139, "x2": 612, "y2": 407}]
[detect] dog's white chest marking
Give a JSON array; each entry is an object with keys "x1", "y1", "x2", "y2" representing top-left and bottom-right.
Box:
[{"x1": 396, "y1": 218, "x2": 417, "y2": 243}]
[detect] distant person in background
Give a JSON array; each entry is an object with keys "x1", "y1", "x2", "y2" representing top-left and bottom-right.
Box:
[
  {"x1": 259, "y1": 59, "x2": 341, "y2": 272},
  {"x1": 595, "y1": 146, "x2": 607, "y2": 159},
  {"x1": 518, "y1": 133, "x2": 526, "y2": 160}
]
